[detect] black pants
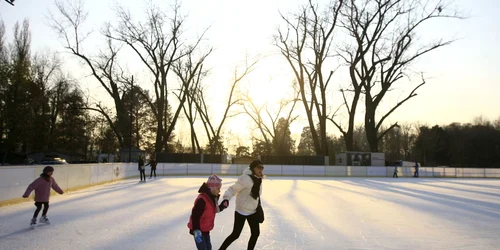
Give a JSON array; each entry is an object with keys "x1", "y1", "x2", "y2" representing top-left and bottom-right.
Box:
[
  {"x1": 139, "y1": 169, "x2": 146, "y2": 181},
  {"x1": 150, "y1": 168, "x2": 156, "y2": 178},
  {"x1": 33, "y1": 202, "x2": 49, "y2": 218},
  {"x1": 393, "y1": 172, "x2": 398, "y2": 178},
  {"x1": 219, "y1": 211, "x2": 260, "y2": 250}
]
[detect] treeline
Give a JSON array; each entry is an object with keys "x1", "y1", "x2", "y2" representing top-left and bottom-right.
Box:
[
  {"x1": 0, "y1": 20, "x2": 94, "y2": 162},
  {"x1": 241, "y1": 118, "x2": 500, "y2": 168},
  {"x1": 2, "y1": 1, "x2": 498, "y2": 168}
]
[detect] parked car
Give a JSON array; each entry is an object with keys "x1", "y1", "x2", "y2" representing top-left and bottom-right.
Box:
[{"x1": 40, "y1": 157, "x2": 68, "y2": 165}]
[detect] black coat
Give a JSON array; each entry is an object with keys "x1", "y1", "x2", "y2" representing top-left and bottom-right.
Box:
[{"x1": 138, "y1": 158, "x2": 144, "y2": 170}]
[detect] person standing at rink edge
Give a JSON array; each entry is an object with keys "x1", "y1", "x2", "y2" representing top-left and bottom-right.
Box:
[
  {"x1": 414, "y1": 162, "x2": 420, "y2": 177},
  {"x1": 138, "y1": 155, "x2": 146, "y2": 182}
]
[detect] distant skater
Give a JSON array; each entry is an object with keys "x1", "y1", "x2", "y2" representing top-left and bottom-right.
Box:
[
  {"x1": 146, "y1": 158, "x2": 157, "y2": 179},
  {"x1": 138, "y1": 155, "x2": 146, "y2": 182},
  {"x1": 414, "y1": 162, "x2": 419, "y2": 178},
  {"x1": 393, "y1": 165, "x2": 398, "y2": 178}
]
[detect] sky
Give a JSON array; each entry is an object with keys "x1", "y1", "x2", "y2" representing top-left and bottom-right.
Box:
[{"x1": 1, "y1": 0, "x2": 499, "y2": 152}]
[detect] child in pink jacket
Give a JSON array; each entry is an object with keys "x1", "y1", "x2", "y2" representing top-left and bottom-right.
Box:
[{"x1": 22, "y1": 166, "x2": 64, "y2": 228}]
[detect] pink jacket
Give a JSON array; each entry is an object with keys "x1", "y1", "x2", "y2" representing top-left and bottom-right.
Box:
[{"x1": 23, "y1": 177, "x2": 64, "y2": 202}]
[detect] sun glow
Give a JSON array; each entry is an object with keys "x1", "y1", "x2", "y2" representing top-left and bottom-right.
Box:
[{"x1": 243, "y1": 61, "x2": 295, "y2": 109}]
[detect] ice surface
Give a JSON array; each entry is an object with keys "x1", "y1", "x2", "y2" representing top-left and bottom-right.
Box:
[{"x1": 1, "y1": 176, "x2": 499, "y2": 250}]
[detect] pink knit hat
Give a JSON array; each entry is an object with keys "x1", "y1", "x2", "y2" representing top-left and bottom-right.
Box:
[{"x1": 207, "y1": 174, "x2": 222, "y2": 189}]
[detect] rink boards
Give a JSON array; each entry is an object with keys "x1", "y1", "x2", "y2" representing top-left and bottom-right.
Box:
[{"x1": 1, "y1": 163, "x2": 499, "y2": 205}]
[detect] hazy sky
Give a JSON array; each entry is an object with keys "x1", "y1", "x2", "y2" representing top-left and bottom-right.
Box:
[{"x1": 1, "y1": 0, "x2": 499, "y2": 150}]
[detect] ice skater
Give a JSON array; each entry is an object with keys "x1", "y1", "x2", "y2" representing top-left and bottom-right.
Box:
[
  {"x1": 219, "y1": 160, "x2": 265, "y2": 250},
  {"x1": 146, "y1": 157, "x2": 157, "y2": 179},
  {"x1": 188, "y1": 175, "x2": 228, "y2": 250},
  {"x1": 138, "y1": 155, "x2": 146, "y2": 182},
  {"x1": 393, "y1": 165, "x2": 398, "y2": 178},
  {"x1": 22, "y1": 166, "x2": 64, "y2": 228},
  {"x1": 414, "y1": 162, "x2": 419, "y2": 177}
]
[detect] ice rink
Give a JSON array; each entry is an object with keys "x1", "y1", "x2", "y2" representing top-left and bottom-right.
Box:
[{"x1": 1, "y1": 176, "x2": 499, "y2": 250}]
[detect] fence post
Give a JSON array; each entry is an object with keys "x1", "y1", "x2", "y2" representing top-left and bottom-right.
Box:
[{"x1": 66, "y1": 165, "x2": 70, "y2": 192}]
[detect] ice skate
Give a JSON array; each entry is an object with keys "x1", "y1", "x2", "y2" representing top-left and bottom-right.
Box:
[
  {"x1": 30, "y1": 218, "x2": 36, "y2": 229},
  {"x1": 39, "y1": 216, "x2": 50, "y2": 224}
]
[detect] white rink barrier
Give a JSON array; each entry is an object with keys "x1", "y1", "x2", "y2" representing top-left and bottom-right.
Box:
[
  {"x1": 0, "y1": 163, "x2": 135, "y2": 206},
  {"x1": 1, "y1": 163, "x2": 499, "y2": 205}
]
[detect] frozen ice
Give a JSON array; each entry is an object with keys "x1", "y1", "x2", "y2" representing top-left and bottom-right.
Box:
[{"x1": 1, "y1": 176, "x2": 499, "y2": 249}]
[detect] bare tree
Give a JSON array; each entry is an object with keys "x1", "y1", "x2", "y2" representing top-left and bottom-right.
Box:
[
  {"x1": 107, "y1": 1, "x2": 209, "y2": 153},
  {"x1": 172, "y1": 51, "x2": 212, "y2": 154},
  {"x1": 328, "y1": 87, "x2": 361, "y2": 151},
  {"x1": 275, "y1": 0, "x2": 344, "y2": 156},
  {"x1": 49, "y1": 0, "x2": 131, "y2": 149},
  {"x1": 242, "y1": 87, "x2": 300, "y2": 155},
  {"x1": 340, "y1": 0, "x2": 464, "y2": 152},
  {"x1": 179, "y1": 77, "x2": 202, "y2": 154},
  {"x1": 192, "y1": 61, "x2": 257, "y2": 155}
]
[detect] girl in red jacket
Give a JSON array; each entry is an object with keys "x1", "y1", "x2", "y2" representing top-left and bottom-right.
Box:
[
  {"x1": 22, "y1": 166, "x2": 64, "y2": 228},
  {"x1": 187, "y1": 174, "x2": 228, "y2": 250}
]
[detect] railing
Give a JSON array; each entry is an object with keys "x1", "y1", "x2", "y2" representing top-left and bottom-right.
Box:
[
  {"x1": 158, "y1": 163, "x2": 500, "y2": 178},
  {"x1": 2, "y1": 163, "x2": 499, "y2": 205}
]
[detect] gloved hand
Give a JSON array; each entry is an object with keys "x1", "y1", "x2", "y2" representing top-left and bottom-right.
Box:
[{"x1": 193, "y1": 229, "x2": 202, "y2": 243}]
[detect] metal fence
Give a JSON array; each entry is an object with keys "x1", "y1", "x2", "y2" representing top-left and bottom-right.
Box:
[{"x1": 156, "y1": 153, "x2": 223, "y2": 163}]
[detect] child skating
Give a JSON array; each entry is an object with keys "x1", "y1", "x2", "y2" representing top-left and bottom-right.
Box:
[
  {"x1": 22, "y1": 166, "x2": 64, "y2": 229},
  {"x1": 187, "y1": 174, "x2": 229, "y2": 250}
]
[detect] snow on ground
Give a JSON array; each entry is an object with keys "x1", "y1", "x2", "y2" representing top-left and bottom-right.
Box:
[{"x1": 1, "y1": 176, "x2": 499, "y2": 250}]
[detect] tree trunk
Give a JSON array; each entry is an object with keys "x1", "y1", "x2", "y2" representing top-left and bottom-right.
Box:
[{"x1": 365, "y1": 105, "x2": 378, "y2": 152}]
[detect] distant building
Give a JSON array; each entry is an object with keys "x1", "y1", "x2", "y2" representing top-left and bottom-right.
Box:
[
  {"x1": 120, "y1": 146, "x2": 145, "y2": 162},
  {"x1": 336, "y1": 152, "x2": 385, "y2": 166}
]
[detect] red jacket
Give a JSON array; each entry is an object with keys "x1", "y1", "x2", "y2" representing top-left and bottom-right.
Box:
[{"x1": 187, "y1": 184, "x2": 218, "y2": 233}]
